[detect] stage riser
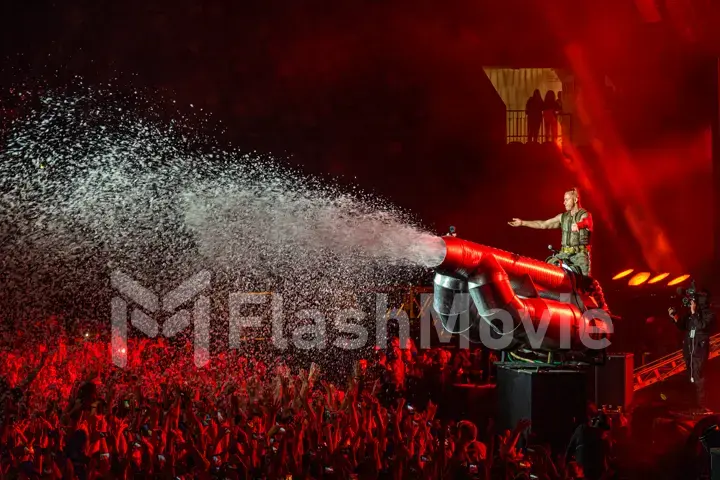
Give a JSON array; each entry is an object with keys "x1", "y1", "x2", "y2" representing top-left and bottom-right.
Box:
[{"x1": 497, "y1": 366, "x2": 587, "y2": 450}]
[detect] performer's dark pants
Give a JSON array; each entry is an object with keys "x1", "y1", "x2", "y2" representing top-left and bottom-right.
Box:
[
  {"x1": 683, "y1": 334, "x2": 710, "y2": 406},
  {"x1": 554, "y1": 250, "x2": 591, "y2": 276}
]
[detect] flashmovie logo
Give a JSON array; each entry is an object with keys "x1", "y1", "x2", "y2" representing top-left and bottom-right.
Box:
[{"x1": 111, "y1": 270, "x2": 211, "y2": 368}]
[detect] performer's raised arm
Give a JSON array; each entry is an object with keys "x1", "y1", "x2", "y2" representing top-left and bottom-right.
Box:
[{"x1": 508, "y1": 213, "x2": 562, "y2": 230}]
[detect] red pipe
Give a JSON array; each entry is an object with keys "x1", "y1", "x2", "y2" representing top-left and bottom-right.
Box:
[{"x1": 439, "y1": 236, "x2": 573, "y2": 296}]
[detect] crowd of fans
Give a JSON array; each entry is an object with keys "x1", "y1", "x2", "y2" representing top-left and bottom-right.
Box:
[{"x1": 0, "y1": 317, "x2": 632, "y2": 479}]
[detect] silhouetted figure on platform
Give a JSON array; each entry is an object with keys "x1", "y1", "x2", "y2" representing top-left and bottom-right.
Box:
[
  {"x1": 525, "y1": 89, "x2": 543, "y2": 142},
  {"x1": 543, "y1": 90, "x2": 560, "y2": 143}
]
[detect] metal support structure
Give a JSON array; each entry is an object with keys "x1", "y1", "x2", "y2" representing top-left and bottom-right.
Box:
[
  {"x1": 401, "y1": 286, "x2": 433, "y2": 319},
  {"x1": 633, "y1": 333, "x2": 720, "y2": 391}
]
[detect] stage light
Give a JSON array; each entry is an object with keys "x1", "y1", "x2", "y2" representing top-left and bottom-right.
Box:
[
  {"x1": 613, "y1": 269, "x2": 634, "y2": 280},
  {"x1": 628, "y1": 272, "x2": 651, "y2": 286},
  {"x1": 668, "y1": 274, "x2": 691, "y2": 286},
  {"x1": 648, "y1": 273, "x2": 670, "y2": 284}
]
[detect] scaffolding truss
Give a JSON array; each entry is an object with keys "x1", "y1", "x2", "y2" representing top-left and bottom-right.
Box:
[{"x1": 633, "y1": 333, "x2": 720, "y2": 391}]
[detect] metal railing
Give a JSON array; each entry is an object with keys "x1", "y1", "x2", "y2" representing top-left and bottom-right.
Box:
[{"x1": 506, "y1": 110, "x2": 573, "y2": 146}]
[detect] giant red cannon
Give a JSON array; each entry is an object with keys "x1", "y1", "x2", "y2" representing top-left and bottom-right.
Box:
[{"x1": 431, "y1": 236, "x2": 611, "y2": 357}]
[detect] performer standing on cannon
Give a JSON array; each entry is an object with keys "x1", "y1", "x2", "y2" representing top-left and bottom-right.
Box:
[{"x1": 508, "y1": 187, "x2": 593, "y2": 276}]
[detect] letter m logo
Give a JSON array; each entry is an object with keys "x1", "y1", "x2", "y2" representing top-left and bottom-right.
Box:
[{"x1": 111, "y1": 270, "x2": 211, "y2": 368}]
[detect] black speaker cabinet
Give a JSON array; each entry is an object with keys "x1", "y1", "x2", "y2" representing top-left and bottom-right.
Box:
[
  {"x1": 712, "y1": 448, "x2": 720, "y2": 480},
  {"x1": 497, "y1": 365, "x2": 587, "y2": 449},
  {"x1": 594, "y1": 353, "x2": 634, "y2": 409}
]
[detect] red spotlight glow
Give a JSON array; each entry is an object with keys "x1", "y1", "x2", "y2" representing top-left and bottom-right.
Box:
[
  {"x1": 628, "y1": 272, "x2": 651, "y2": 286},
  {"x1": 648, "y1": 273, "x2": 670, "y2": 284},
  {"x1": 667, "y1": 274, "x2": 691, "y2": 286},
  {"x1": 612, "y1": 269, "x2": 634, "y2": 280}
]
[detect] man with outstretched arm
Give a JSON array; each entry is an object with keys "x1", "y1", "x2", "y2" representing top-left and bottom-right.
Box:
[{"x1": 508, "y1": 187, "x2": 593, "y2": 276}]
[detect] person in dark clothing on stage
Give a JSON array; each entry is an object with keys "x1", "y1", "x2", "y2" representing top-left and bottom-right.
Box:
[{"x1": 669, "y1": 288, "x2": 715, "y2": 409}]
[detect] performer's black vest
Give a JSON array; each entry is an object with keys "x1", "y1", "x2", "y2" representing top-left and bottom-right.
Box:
[{"x1": 561, "y1": 208, "x2": 590, "y2": 247}]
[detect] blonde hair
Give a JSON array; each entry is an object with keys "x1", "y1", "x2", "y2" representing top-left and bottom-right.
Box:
[{"x1": 566, "y1": 187, "x2": 580, "y2": 202}]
